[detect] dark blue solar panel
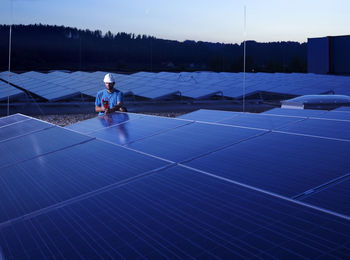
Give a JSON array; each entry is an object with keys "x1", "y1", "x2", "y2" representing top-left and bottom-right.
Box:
[
  {"x1": 263, "y1": 108, "x2": 327, "y2": 117},
  {"x1": 0, "y1": 166, "x2": 348, "y2": 259},
  {"x1": 0, "y1": 119, "x2": 53, "y2": 142},
  {"x1": 333, "y1": 106, "x2": 350, "y2": 112},
  {"x1": 300, "y1": 177, "x2": 350, "y2": 217},
  {"x1": 0, "y1": 127, "x2": 93, "y2": 169},
  {"x1": 128, "y1": 122, "x2": 265, "y2": 162},
  {"x1": 218, "y1": 113, "x2": 304, "y2": 130},
  {"x1": 316, "y1": 111, "x2": 350, "y2": 121},
  {"x1": 89, "y1": 115, "x2": 193, "y2": 145},
  {"x1": 66, "y1": 112, "x2": 144, "y2": 134},
  {"x1": 0, "y1": 114, "x2": 28, "y2": 127},
  {"x1": 277, "y1": 118, "x2": 350, "y2": 141},
  {"x1": 0, "y1": 139, "x2": 170, "y2": 223},
  {"x1": 178, "y1": 109, "x2": 240, "y2": 122},
  {"x1": 185, "y1": 132, "x2": 350, "y2": 197}
]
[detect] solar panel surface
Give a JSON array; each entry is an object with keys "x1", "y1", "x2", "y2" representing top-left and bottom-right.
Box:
[
  {"x1": 0, "y1": 165, "x2": 348, "y2": 259},
  {"x1": 0, "y1": 112, "x2": 349, "y2": 258},
  {"x1": 127, "y1": 122, "x2": 265, "y2": 162},
  {"x1": 300, "y1": 177, "x2": 350, "y2": 216},
  {"x1": 177, "y1": 109, "x2": 240, "y2": 122},
  {"x1": 3, "y1": 71, "x2": 350, "y2": 100},
  {"x1": 184, "y1": 131, "x2": 350, "y2": 197}
]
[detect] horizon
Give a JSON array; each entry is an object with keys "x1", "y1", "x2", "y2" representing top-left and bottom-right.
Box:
[
  {"x1": 1, "y1": 23, "x2": 310, "y2": 45},
  {"x1": 1, "y1": 0, "x2": 349, "y2": 44}
]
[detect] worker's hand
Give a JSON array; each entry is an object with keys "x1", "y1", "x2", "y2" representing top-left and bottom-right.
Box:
[{"x1": 104, "y1": 107, "x2": 111, "y2": 114}]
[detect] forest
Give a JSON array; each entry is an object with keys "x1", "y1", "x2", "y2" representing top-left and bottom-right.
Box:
[{"x1": 0, "y1": 24, "x2": 307, "y2": 73}]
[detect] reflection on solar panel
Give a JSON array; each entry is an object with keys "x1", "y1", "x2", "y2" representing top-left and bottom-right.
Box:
[
  {"x1": 178, "y1": 109, "x2": 241, "y2": 122},
  {"x1": 0, "y1": 113, "x2": 28, "y2": 126},
  {"x1": 68, "y1": 113, "x2": 193, "y2": 145},
  {"x1": 0, "y1": 112, "x2": 349, "y2": 258}
]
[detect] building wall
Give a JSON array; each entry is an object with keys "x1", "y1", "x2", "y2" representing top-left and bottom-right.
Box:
[
  {"x1": 308, "y1": 35, "x2": 350, "y2": 75},
  {"x1": 332, "y1": 36, "x2": 350, "y2": 75},
  {"x1": 307, "y1": 37, "x2": 329, "y2": 74}
]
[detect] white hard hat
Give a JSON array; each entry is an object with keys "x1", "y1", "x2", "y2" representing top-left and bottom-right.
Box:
[{"x1": 103, "y1": 73, "x2": 115, "y2": 83}]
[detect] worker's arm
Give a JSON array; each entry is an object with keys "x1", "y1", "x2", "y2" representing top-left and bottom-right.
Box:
[
  {"x1": 110, "y1": 102, "x2": 123, "y2": 112},
  {"x1": 95, "y1": 106, "x2": 106, "y2": 113}
]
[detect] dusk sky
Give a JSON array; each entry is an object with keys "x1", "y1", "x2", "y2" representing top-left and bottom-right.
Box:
[{"x1": 1, "y1": 0, "x2": 349, "y2": 44}]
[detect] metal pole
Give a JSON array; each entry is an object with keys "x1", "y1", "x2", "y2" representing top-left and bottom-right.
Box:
[
  {"x1": 243, "y1": 5, "x2": 246, "y2": 113},
  {"x1": 7, "y1": 0, "x2": 13, "y2": 116}
]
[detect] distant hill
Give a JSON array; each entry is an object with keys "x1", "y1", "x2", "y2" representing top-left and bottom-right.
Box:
[{"x1": 0, "y1": 24, "x2": 307, "y2": 73}]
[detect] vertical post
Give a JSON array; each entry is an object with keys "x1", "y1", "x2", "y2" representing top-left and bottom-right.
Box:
[
  {"x1": 7, "y1": 0, "x2": 13, "y2": 116},
  {"x1": 150, "y1": 37, "x2": 153, "y2": 72},
  {"x1": 243, "y1": 5, "x2": 247, "y2": 112}
]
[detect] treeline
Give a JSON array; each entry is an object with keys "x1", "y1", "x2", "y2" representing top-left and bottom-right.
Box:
[{"x1": 0, "y1": 24, "x2": 307, "y2": 72}]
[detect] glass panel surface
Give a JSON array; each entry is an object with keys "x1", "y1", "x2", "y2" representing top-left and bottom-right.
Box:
[
  {"x1": 300, "y1": 178, "x2": 350, "y2": 216},
  {"x1": 178, "y1": 109, "x2": 240, "y2": 122},
  {"x1": 0, "y1": 114, "x2": 28, "y2": 127},
  {"x1": 263, "y1": 108, "x2": 327, "y2": 117},
  {"x1": 128, "y1": 122, "x2": 265, "y2": 162},
  {"x1": 0, "y1": 119, "x2": 53, "y2": 142},
  {"x1": 90, "y1": 116, "x2": 193, "y2": 145},
  {"x1": 0, "y1": 139, "x2": 170, "y2": 223},
  {"x1": 218, "y1": 113, "x2": 303, "y2": 130},
  {"x1": 0, "y1": 127, "x2": 93, "y2": 168},
  {"x1": 66, "y1": 112, "x2": 144, "y2": 134},
  {"x1": 185, "y1": 132, "x2": 350, "y2": 197},
  {"x1": 0, "y1": 166, "x2": 348, "y2": 259},
  {"x1": 278, "y1": 118, "x2": 350, "y2": 140}
]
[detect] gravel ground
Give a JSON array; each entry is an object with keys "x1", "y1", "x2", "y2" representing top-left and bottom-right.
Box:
[{"x1": 32, "y1": 112, "x2": 185, "y2": 127}]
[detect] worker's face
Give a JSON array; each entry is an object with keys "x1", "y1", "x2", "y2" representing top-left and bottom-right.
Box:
[{"x1": 105, "y1": 82, "x2": 115, "y2": 92}]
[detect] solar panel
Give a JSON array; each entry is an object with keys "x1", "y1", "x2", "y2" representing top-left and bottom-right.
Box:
[
  {"x1": 178, "y1": 109, "x2": 241, "y2": 122},
  {"x1": 262, "y1": 108, "x2": 328, "y2": 117},
  {"x1": 0, "y1": 114, "x2": 29, "y2": 127},
  {"x1": 299, "y1": 177, "x2": 350, "y2": 216},
  {"x1": 217, "y1": 113, "x2": 305, "y2": 130},
  {"x1": 4, "y1": 71, "x2": 350, "y2": 101},
  {"x1": 89, "y1": 115, "x2": 192, "y2": 145},
  {"x1": 3, "y1": 72, "x2": 81, "y2": 101},
  {"x1": 66, "y1": 112, "x2": 144, "y2": 134},
  {"x1": 0, "y1": 118, "x2": 53, "y2": 142},
  {"x1": 185, "y1": 131, "x2": 350, "y2": 198},
  {"x1": 0, "y1": 165, "x2": 348, "y2": 259},
  {"x1": 333, "y1": 106, "x2": 350, "y2": 112},
  {"x1": 127, "y1": 122, "x2": 265, "y2": 162},
  {"x1": 277, "y1": 118, "x2": 350, "y2": 141},
  {"x1": 0, "y1": 126, "x2": 93, "y2": 169},
  {"x1": 315, "y1": 111, "x2": 350, "y2": 121},
  {"x1": 0, "y1": 81, "x2": 24, "y2": 101},
  {"x1": 1, "y1": 113, "x2": 349, "y2": 258},
  {"x1": 0, "y1": 138, "x2": 170, "y2": 224}
]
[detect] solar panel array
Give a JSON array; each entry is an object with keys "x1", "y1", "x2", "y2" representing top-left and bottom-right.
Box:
[
  {"x1": 0, "y1": 80, "x2": 25, "y2": 101},
  {"x1": 0, "y1": 71, "x2": 80, "y2": 101},
  {"x1": 1, "y1": 70, "x2": 350, "y2": 101},
  {"x1": 0, "y1": 110, "x2": 349, "y2": 258}
]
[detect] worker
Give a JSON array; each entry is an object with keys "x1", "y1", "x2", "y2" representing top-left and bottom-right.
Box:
[{"x1": 95, "y1": 73, "x2": 127, "y2": 115}]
